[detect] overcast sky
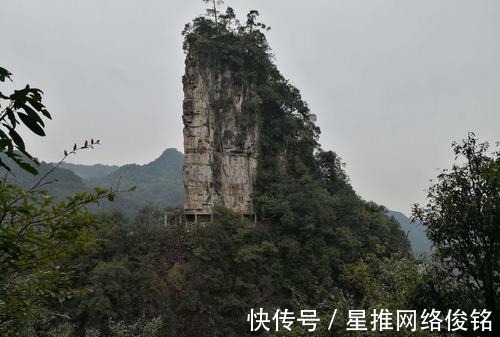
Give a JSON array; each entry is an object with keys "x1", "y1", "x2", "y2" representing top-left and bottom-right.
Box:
[{"x1": 2, "y1": 0, "x2": 499, "y2": 214}]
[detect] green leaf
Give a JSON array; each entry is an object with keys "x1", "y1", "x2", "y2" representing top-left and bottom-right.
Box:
[
  {"x1": 18, "y1": 113, "x2": 45, "y2": 136},
  {"x1": 41, "y1": 108, "x2": 52, "y2": 119},
  {"x1": 21, "y1": 103, "x2": 45, "y2": 127},
  {"x1": 8, "y1": 154, "x2": 38, "y2": 175},
  {"x1": 17, "y1": 147, "x2": 36, "y2": 162},
  {"x1": 94, "y1": 187, "x2": 107, "y2": 194},
  {"x1": 0, "y1": 158, "x2": 11, "y2": 172},
  {"x1": 6, "y1": 108, "x2": 16, "y2": 127},
  {"x1": 0, "y1": 129, "x2": 11, "y2": 144},
  {"x1": 5, "y1": 125, "x2": 25, "y2": 150}
]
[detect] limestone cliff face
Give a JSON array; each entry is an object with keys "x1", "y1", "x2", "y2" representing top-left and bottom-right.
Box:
[{"x1": 182, "y1": 52, "x2": 259, "y2": 215}]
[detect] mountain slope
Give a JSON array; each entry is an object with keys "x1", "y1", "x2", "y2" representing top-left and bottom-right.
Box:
[
  {"x1": 88, "y1": 148, "x2": 184, "y2": 212},
  {"x1": 0, "y1": 155, "x2": 87, "y2": 200},
  {"x1": 1, "y1": 149, "x2": 185, "y2": 216},
  {"x1": 59, "y1": 162, "x2": 119, "y2": 180},
  {"x1": 386, "y1": 210, "x2": 432, "y2": 254}
]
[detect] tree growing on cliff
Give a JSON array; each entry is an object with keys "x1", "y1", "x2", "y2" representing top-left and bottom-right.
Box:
[
  {"x1": 412, "y1": 133, "x2": 500, "y2": 333},
  {"x1": 203, "y1": 0, "x2": 224, "y2": 25}
]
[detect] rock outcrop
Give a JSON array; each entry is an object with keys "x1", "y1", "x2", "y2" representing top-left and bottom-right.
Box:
[{"x1": 182, "y1": 52, "x2": 259, "y2": 216}]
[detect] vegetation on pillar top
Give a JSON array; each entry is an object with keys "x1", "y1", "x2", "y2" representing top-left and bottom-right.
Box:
[{"x1": 182, "y1": 2, "x2": 321, "y2": 176}]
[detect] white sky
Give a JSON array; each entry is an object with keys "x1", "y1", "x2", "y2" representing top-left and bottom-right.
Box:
[{"x1": 2, "y1": 0, "x2": 499, "y2": 214}]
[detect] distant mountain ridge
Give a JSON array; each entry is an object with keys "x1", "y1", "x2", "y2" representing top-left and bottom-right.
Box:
[
  {"x1": 59, "y1": 162, "x2": 119, "y2": 180},
  {"x1": 85, "y1": 148, "x2": 185, "y2": 213},
  {"x1": 0, "y1": 153, "x2": 87, "y2": 200},
  {"x1": 1, "y1": 148, "x2": 184, "y2": 216},
  {"x1": 386, "y1": 210, "x2": 432, "y2": 254}
]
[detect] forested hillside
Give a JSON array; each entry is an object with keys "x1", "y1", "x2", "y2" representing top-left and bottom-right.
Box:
[
  {"x1": 2, "y1": 149, "x2": 184, "y2": 216},
  {"x1": 0, "y1": 154, "x2": 87, "y2": 199},
  {"x1": 85, "y1": 148, "x2": 184, "y2": 213}
]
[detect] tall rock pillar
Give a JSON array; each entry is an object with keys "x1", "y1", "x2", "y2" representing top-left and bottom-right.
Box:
[{"x1": 182, "y1": 51, "x2": 259, "y2": 219}]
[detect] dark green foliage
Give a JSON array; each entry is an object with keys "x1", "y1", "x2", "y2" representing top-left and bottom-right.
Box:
[
  {"x1": 413, "y1": 133, "x2": 500, "y2": 334},
  {"x1": 0, "y1": 68, "x2": 119, "y2": 336},
  {"x1": 63, "y1": 208, "x2": 285, "y2": 335},
  {"x1": 0, "y1": 163, "x2": 116, "y2": 334},
  {"x1": 62, "y1": 206, "x2": 187, "y2": 335},
  {"x1": 61, "y1": 204, "x2": 416, "y2": 337}
]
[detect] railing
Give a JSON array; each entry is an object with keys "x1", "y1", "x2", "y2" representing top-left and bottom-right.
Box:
[{"x1": 164, "y1": 209, "x2": 257, "y2": 227}]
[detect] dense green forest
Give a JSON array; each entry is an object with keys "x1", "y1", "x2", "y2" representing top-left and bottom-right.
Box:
[{"x1": 0, "y1": 2, "x2": 498, "y2": 337}]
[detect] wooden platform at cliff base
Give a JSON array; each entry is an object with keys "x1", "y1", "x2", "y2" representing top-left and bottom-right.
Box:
[{"x1": 165, "y1": 210, "x2": 257, "y2": 227}]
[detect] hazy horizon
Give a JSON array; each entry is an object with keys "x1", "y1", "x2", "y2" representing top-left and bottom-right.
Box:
[{"x1": 2, "y1": 0, "x2": 500, "y2": 214}]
